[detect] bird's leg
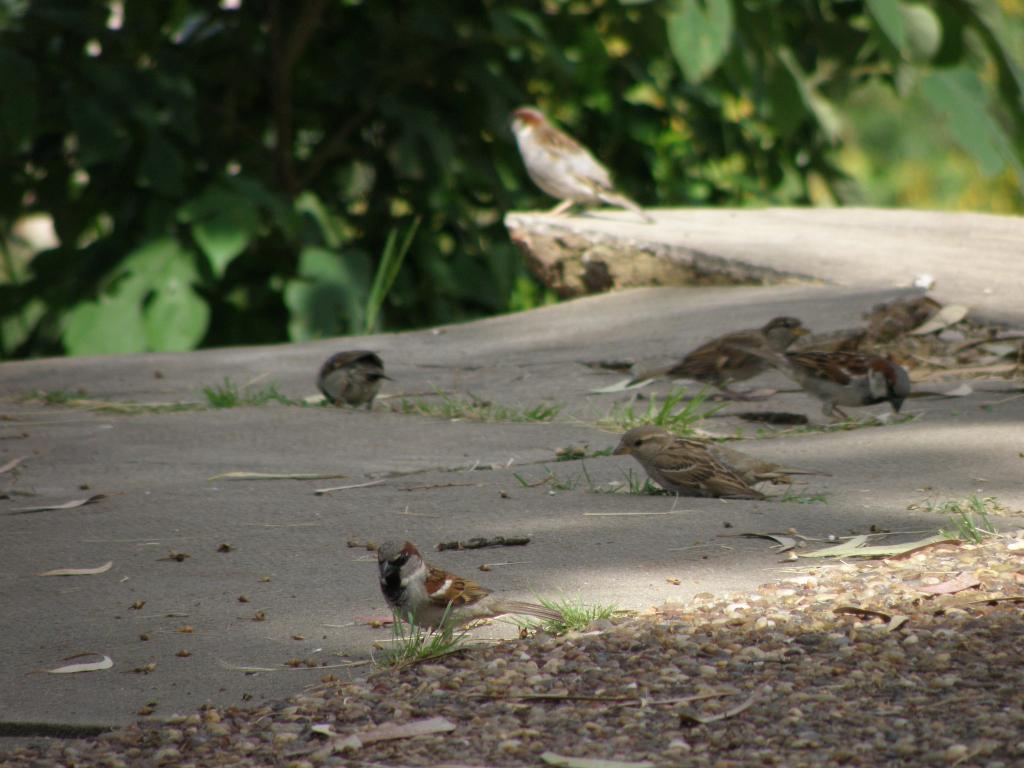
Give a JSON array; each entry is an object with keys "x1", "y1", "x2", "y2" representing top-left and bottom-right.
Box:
[
  {"x1": 719, "y1": 385, "x2": 770, "y2": 402},
  {"x1": 547, "y1": 199, "x2": 574, "y2": 217}
]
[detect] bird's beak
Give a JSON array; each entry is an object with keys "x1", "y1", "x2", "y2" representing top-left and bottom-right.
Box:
[
  {"x1": 891, "y1": 398, "x2": 904, "y2": 414},
  {"x1": 793, "y1": 327, "x2": 810, "y2": 337},
  {"x1": 612, "y1": 442, "x2": 628, "y2": 456}
]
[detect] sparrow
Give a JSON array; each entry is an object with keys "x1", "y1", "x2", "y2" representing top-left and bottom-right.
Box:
[
  {"x1": 377, "y1": 541, "x2": 563, "y2": 630},
  {"x1": 631, "y1": 317, "x2": 809, "y2": 397},
  {"x1": 779, "y1": 351, "x2": 911, "y2": 420},
  {"x1": 317, "y1": 351, "x2": 390, "y2": 408},
  {"x1": 613, "y1": 426, "x2": 766, "y2": 500},
  {"x1": 510, "y1": 106, "x2": 653, "y2": 223}
]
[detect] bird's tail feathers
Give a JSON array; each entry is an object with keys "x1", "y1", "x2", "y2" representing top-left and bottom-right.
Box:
[
  {"x1": 598, "y1": 191, "x2": 654, "y2": 223},
  {"x1": 497, "y1": 600, "x2": 563, "y2": 623}
]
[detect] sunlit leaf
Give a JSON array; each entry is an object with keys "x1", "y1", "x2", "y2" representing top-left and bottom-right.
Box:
[
  {"x1": 62, "y1": 292, "x2": 147, "y2": 356},
  {"x1": 179, "y1": 184, "x2": 260, "y2": 278},
  {"x1": 142, "y1": 248, "x2": 209, "y2": 351},
  {"x1": 902, "y1": 3, "x2": 941, "y2": 62},
  {"x1": 866, "y1": 0, "x2": 906, "y2": 53},
  {"x1": 920, "y1": 68, "x2": 1024, "y2": 180},
  {"x1": 666, "y1": 0, "x2": 734, "y2": 85},
  {"x1": 283, "y1": 246, "x2": 371, "y2": 340}
]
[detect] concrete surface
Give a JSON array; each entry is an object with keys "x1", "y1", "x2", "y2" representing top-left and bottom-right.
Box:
[
  {"x1": 506, "y1": 208, "x2": 1024, "y2": 323},
  {"x1": 1, "y1": 256, "x2": 1023, "y2": 733}
]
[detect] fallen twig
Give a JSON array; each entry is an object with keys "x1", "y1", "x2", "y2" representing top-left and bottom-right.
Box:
[
  {"x1": 436, "y1": 536, "x2": 531, "y2": 551},
  {"x1": 314, "y1": 479, "x2": 385, "y2": 495}
]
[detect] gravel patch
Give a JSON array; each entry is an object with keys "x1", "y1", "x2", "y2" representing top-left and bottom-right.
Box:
[{"x1": 5, "y1": 535, "x2": 1023, "y2": 767}]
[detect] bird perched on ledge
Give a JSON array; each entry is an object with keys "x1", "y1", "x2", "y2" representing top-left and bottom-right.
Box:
[
  {"x1": 377, "y1": 540, "x2": 563, "y2": 630},
  {"x1": 317, "y1": 350, "x2": 390, "y2": 409},
  {"x1": 510, "y1": 106, "x2": 653, "y2": 223}
]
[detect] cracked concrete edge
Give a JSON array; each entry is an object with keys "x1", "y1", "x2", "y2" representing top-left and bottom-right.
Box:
[{"x1": 504, "y1": 207, "x2": 1024, "y2": 325}]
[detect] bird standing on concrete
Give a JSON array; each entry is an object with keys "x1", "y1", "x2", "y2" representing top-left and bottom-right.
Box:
[
  {"x1": 377, "y1": 540, "x2": 563, "y2": 630},
  {"x1": 510, "y1": 106, "x2": 653, "y2": 223},
  {"x1": 613, "y1": 426, "x2": 766, "y2": 500},
  {"x1": 775, "y1": 351, "x2": 911, "y2": 420},
  {"x1": 631, "y1": 317, "x2": 809, "y2": 397},
  {"x1": 317, "y1": 351, "x2": 390, "y2": 409}
]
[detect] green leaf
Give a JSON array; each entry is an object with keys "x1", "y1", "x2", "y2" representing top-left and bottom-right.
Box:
[
  {"x1": 666, "y1": 0, "x2": 734, "y2": 84},
  {"x1": 62, "y1": 239, "x2": 208, "y2": 355},
  {"x1": 866, "y1": 0, "x2": 906, "y2": 53},
  {"x1": 179, "y1": 184, "x2": 260, "y2": 278},
  {"x1": 0, "y1": 47, "x2": 37, "y2": 150},
  {"x1": 138, "y1": 131, "x2": 185, "y2": 197},
  {"x1": 142, "y1": 247, "x2": 209, "y2": 351},
  {"x1": 62, "y1": 291, "x2": 147, "y2": 356},
  {"x1": 920, "y1": 67, "x2": 1024, "y2": 180},
  {"x1": 283, "y1": 246, "x2": 371, "y2": 341},
  {"x1": 902, "y1": 3, "x2": 941, "y2": 63}
]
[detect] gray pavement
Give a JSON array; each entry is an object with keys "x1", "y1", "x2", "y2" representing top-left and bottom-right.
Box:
[{"x1": 2, "y1": 262, "x2": 1023, "y2": 731}]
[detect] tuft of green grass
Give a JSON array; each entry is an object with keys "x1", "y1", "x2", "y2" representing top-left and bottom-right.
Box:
[
  {"x1": 777, "y1": 489, "x2": 829, "y2": 504},
  {"x1": 602, "y1": 386, "x2": 724, "y2": 436},
  {"x1": 21, "y1": 389, "x2": 88, "y2": 405},
  {"x1": 364, "y1": 217, "x2": 420, "y2": 335},
  {"x1": 202, "y1": 378, "x2": 297, "y2": 408},
  {"x1": 393, "y1": 392, "x2": 561, "y2": 423},
  {"x1": 754, "y1": 413, "x2": 918, "y2": 439},
  {"x1": 516, "y1": 597, "x2": 622, "y2": 635},
  {"x1": 622, "y1": 468, "x2": 667, "y2": 495},
  {"x1": 934, "y1": 495, "x2": 1001, "y2": 544},
  {"x1": 376, "y1": 610, "x2": 469, "y2": 668}
]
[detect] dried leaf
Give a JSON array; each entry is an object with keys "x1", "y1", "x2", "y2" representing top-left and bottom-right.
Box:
[
  {"x1": 38, "y1": 561, "x2": 113, "y2": 577},
  {"x1": 0, "y1": 456, "x2": 27, "y2": 474},
  {"x1": 938, "y1": 383, "x2": 973, "y2": 397},
  {"x1": 208, "y1": 471, "x2": 348, "y2": 481},
  {"x1": 910, "y1": 304, "x2": 969, "y2": 335},
  {"x1": 7, "y1": 494, "x2": 105, "y2": 514},
  {"x1": 589, "y1": 377, "x2": 654, "y2": 394},
  {"x1": 887, "y1": 615, "x2": 911, "y2": 632},
  {"x1": 47, "y1": 654, "x2": 113, "y2": 674},
  {"x1": 800, "y1": 533, "x2": 955, "y2": 559},
  {"x1": 734, "y1": 533, "x2": 798, "y2": 553},
  {"x1": 918, "y1": 571, "x2": 981, "y2": 595},
  {"x1": 678, "y1": 688, "x2": 761, "y2": 726},
  {"x1": 541, "y1": 752, "x2": 656, "y2": 768},
  {"x1": 834, "y1": 606, "x2": 893, "y2": 622},
  {"x1": 337, "y1": 716, "x2": 457, "y2": 750}
]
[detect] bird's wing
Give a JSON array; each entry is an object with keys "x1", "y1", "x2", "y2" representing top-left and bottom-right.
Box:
[
  {"x1": 675, "y1": 330, "x2": 765, "y2": 376},
  {"x1": 658, "y1": 440, "x2": 765, "y2": 499},
  {"x1": 425, "y1": 565, "x2": 490, "y2": 607}
]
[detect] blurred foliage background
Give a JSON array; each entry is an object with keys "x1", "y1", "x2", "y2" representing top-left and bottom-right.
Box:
[{"x1": 0, "y1": 0, "x2": 1021, "y2": 360}]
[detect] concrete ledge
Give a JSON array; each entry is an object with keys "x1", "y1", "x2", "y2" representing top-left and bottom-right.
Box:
[{"x1": 505, "y1": 207, "x2": 1024, "y2": 323}]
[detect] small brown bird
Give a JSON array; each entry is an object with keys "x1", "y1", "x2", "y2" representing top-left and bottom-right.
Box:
[
  {"x1": 613, "y1": 426, "x2": 765, "y2": 500},
  {"x1": 317, "y1": 351, "x2": 390, "y2": 409},
  {"x1": 632, "y1": 317, "x2": 809, "y2": 397},
  {"x1": 377, "y1": 541, "x2": 562, "y2": 629},
  {"x1": 510, "y1": 106, "x2": 653, "y2": 222},
  {"x1": 778, "y1": 351, "x2": 911, "y2": 420}
]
